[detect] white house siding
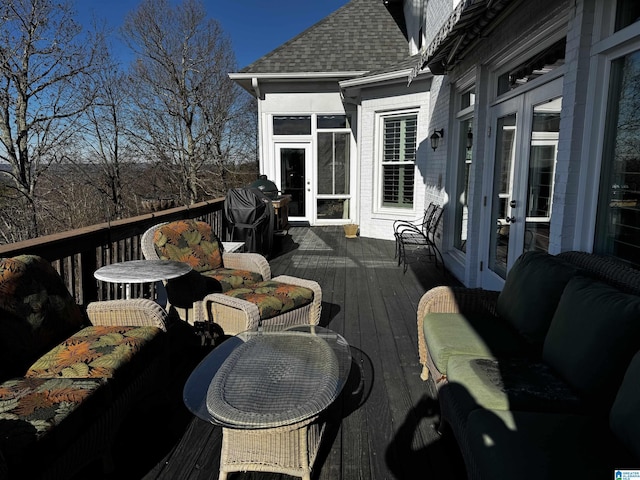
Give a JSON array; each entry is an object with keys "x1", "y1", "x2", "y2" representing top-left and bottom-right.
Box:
[
  {"x1": 551, "y1": 0, "x2": 595, "y2": 254},
  {"x1": 357, "y1": 78, "x2": 431, "y2": 241},
  {"x1": 425, "y1": 74, "x2": 450, "y2": 208},
  {"x1": 414, "y1": 0, "x2": 640, "y2": 287}
]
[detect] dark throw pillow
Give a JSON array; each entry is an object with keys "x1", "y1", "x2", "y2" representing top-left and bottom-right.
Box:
[
  {"x1": 497, "y1": 251, "x2": 579, "y2": 346},
  {"x1": 543, "y1": 276, "x2": 640, "y2": 408}
]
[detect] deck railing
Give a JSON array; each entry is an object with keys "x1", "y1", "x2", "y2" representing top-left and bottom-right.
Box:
[{"x1": 0, "y1": 198, "x2": 226, "y2": 305}]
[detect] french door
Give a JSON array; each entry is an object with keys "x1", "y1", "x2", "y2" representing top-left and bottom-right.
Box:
[{"x1": 481, "y1": 78, "x2": 563, "y2": 289}]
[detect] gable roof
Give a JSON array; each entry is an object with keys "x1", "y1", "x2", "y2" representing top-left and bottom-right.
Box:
[{"x1": 239, "y1": 0, "x2": 409, "y2": 75}]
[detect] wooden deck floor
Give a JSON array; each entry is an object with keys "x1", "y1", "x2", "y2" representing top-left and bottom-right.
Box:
[{"x1": 89, "y1": 226, "x2": 466, "y2": 480}]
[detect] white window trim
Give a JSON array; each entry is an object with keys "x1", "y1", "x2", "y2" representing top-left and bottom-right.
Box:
[
  {"x1": 577, "y1": 20, "x2": 640, "y2": 252},
  {"x1": 373, "y1": 108, "x2": 420, "y2": 216}
]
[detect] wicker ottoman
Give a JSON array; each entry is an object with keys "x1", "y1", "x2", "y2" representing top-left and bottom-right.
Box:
[{"x1": 201, "y1": 275, "x2": 322, "y2": 335}]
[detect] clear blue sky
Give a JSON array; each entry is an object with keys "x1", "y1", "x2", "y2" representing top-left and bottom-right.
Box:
[{"x1": 74, "y1": 0, "x2": 349, "y2": 69}]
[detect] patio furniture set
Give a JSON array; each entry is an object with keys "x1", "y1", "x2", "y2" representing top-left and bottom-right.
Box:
[
  {"x1": 0, "y1": 219, "x2": 339, "y2": 480},
  {"x1": 417, "y1": 250, "x2": 640, "y2": 479}
]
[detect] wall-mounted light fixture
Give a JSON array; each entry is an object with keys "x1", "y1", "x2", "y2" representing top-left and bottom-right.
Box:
[
  {"x1": 467, "y1": 129, "x2": 473, "y2": 150},
  {"x1": 430, "y1": 128, "x2": 444, "y2": 151}
]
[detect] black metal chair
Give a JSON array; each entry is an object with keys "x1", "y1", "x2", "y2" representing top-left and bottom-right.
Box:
[
  {"x1": 392, "y1": 202, "x2": 438, "y2": 264},
  {"x1": 397, "y1": 204, "x2": 444, "y2": 272}
]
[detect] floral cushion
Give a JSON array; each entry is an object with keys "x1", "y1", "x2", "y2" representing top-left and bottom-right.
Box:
[
  {"x1": 153, "y1": 220, "x2": 223, "y2": 273},
  {"x1": 203, "y1": 268, "x2": 264, "y2": 293},
  {"x1": 26, "y1": 325, "x2": 162, "y2": 386},
  {"x1": 165, "y1": 268, "x2": 264, "y2": 309},
  {"x1": 224, "y1": 280, "x2": 314, "y2": 320},
  {"x1": 0, "y1": 377, "x2": 109, "y2": 474},
  {"x1": 0, "y1": 255, "x2": 86, "y2": 380}
]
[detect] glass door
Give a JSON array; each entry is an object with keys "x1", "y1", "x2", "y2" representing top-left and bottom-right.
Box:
[
  {"x1": 275, "y1": 143, "x2": 312, "y2": 222},
  {"x1": 488, "y1": 108, "x2": 518, "y2": 280},
  {"x1": 483, "y1": 78, "x2": 562, "y2": 288}
]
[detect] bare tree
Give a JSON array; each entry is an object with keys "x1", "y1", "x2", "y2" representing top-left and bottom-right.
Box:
[
  {"x1": 0, "y1": 0, "x2": 105, "y2": 240},
  {"x1": 122, "y1": 0, "x2": 243, "y2": 205},
  {"x1": 75, "y1": 55, "x2": 133, "y2": 221}
]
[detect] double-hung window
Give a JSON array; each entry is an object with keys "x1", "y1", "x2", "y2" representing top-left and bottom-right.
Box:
[{"x1": 381, "y1": 113, "x2": 417, "y2": 208}]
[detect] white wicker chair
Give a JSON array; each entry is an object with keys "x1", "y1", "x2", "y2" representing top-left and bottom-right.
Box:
[{"x1": 141, "y1": 221, "x2": 271, "y2": 324}]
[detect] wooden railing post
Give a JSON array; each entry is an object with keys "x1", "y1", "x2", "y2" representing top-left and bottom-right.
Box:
[{"x1": 81, "y1": 249, "x2": 98, "y2": 305}]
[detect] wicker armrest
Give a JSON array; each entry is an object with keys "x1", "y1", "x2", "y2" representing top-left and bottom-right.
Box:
[
  {"x1": 86, "y1": 299, "x2": 168, "y2": 332},
  {"x1": 203, "y1": 293, "x2": 262, "y2": 333},
  {"x1": 417, "y1": 286, "x2": 500, "y2": 319},
  {"x1": 222, "y1": 252, "x2": 271, "y2": 280},
  {"x1": 417, "y1": 286, "x2": 500, "y2": 381}
]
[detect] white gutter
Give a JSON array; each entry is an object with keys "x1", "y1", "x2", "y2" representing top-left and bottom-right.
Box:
[
  {"x1": 339, "y1": 66, "x2": 432, "y2": 91},
  {"x1": 229, "y1": 71, "x2": 368, "y2": 81},
  {"x1": 339, "y1": 68, "x2": 429, "y2": 88}
]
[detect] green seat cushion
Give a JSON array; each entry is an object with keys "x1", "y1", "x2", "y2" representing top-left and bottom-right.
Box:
[
  {"x1": 0, "y1": 377, "x2": 110, "y2": 476},
  {"x1": 496, "y1": 251, "x2": 579, "y2": 347},
  {"x1": 465, "y1": 408, "x2": 634, "y2": 479},
  {"x1": 542, "y1": 276, "x2": 640, "y2": 408},
  {"x1": 445, "y1": 355, "x2": 581, "y2": 412},
  {"x1": 26, "y1": 325, "x2": 163, "y2": 392},
  {"x1": 223, "y1": 280, "x2": 314, "y2": 320},
  {"x1": 423, "y1": 313, "x2": 532, "y2": 375},
  {"x1": 610, "y1": 351, "x2": 640, "y2": 460},
  {"x1": 153, "y1": 220, "x2": 223, "y2": 272}
]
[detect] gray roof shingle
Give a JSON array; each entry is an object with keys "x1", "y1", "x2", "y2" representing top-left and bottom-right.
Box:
[{"x1": 239, "y1": 0, "x2": 409, "y2": 74}]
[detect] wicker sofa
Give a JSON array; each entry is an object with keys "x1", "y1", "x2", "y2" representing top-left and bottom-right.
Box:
[
  {"x1": 0, "y1": 255, "x2": 170, "y2": 480},
  {"x1": 417, "y1": 251, "x2": 640, "y2": 479}
]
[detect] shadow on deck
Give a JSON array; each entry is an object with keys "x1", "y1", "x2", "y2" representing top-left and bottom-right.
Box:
[{"x1": 78, "y1": 226, "x2": 465, "y2": 480}]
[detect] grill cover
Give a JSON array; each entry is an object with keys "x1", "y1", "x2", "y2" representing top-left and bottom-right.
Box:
[{"x1": 224, "y1": 188, "x2": 274, "y2": 255}]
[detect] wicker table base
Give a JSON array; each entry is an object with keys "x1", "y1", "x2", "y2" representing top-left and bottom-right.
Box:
[{"x1": 220, "y1": 419, "x2": 323, "y2": 480}]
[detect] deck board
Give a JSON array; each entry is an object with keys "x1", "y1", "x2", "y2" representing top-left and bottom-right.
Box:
[{"x1": 87, "y1": 226, "x2": 465, "y2": 480}]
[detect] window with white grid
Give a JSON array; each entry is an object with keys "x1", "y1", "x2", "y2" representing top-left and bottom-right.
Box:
[{"x1": 381, "y1": 114, "x2": 417, "y2": 208}]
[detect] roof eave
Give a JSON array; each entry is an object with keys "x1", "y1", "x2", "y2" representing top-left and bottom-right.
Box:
[
  {"x1": 418, "y1": 0, "x2": 517, "y2": 76},
  {"x1": 229, "y1": 72, "x2": 368, "y2": 81},
  {"x1": 229, "y1": 71, "x2": 369, "y2": 96},
  {"x1": 339, "y1": 67, "x2": 431, "y2": 89}
]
